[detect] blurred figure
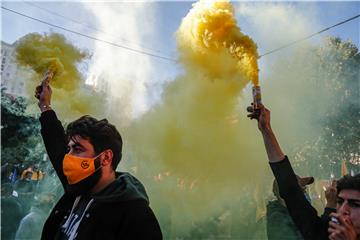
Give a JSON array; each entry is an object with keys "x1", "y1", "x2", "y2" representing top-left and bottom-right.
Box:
[
  {"x1": 14, "y1": 171, "x2": 35, "y2": 213},
  {"x1": 20, "y1": 164, "x2": 44, "y2": 181},
  {"x1": 1, "y1": 183, "x2": 23, "y2": 240},
  {"x1": 1, "y1": 163, "x2": 11, "y2": 183},
  {"x1": 2, "y1": 161, "x2": 22, "y2": 184},
  {"x1": 15, "y1": 193, "x2": 55, "y2": 240},
  {"x1": 266, "y1": 177, "x2": 313, "y2": 240},
  {"x1": 320, "y1": 179, "x2": 337, "y2": 222}
]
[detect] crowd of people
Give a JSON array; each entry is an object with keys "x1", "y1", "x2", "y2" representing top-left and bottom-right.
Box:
[
  {"x1": 1, "y1": 162, "x2": 60, "y2": 240},
  {"x1": 1, "y1": 74, "x2": 359, "y2": 240}
]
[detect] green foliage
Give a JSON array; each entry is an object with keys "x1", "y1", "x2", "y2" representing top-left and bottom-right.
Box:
[
  {"x1": 1, "y1": 88, "x2": 45, "y2": 165},
  {"x1": 293, "y1": 37, "x2": 360, "y2": 177}
]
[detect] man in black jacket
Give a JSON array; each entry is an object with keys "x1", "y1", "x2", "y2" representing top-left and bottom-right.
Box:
[
  {"x1": 248, "y1": 104, "x2": 360, "y2": 240},
  {"x1": 35, "y1": 77, "x2": 162, "y2": 240}
]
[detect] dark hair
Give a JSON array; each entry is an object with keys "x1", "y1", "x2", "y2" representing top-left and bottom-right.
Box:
[
  {"x1": 337, "y1": 174, "x2": 360, "y2": 193},
  {"x1": 66, "y1": 115, "x2": 123, "y2": 170}
]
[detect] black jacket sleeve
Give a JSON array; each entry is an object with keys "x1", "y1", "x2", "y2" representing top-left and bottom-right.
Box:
[
  {"x1": 269, "y1": 157, "x2": 329, "y2": 240},
  {"x1": 39, "y1": 110, "x2": 68, "y2": 188}
]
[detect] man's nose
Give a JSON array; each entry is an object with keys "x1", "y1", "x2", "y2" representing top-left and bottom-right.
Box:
[{"x1": 338, "y1": 201, "x2": 350, "y2": 215}]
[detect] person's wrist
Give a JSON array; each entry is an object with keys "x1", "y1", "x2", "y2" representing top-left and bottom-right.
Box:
[{"x1": 39, "y1": 102, "x2": 52, "y2": 112}]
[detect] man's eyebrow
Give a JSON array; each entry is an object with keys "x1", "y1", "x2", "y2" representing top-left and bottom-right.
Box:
[
  {"x1": 338, "y1": 196, "x2": 360, "y2": 202},
  {"x1": 68, "y1": 142, "x2": 84, "y2": 148}
]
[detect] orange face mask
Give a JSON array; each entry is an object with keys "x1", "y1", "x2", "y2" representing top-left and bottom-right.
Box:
[{"x1": 63, "y1": 153, "x2": 102, "y2": 185}]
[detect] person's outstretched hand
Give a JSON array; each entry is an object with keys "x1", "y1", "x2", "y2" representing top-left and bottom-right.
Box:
[
  {"x1": 325, "y1": 179, "x2": 337, "y2": 209},
  {"x1": 35, "y1": 72, "x2": 53, "y2": 112},
  {"x1": 247, "y1": 103, "x2": 271, "y2": 132}
]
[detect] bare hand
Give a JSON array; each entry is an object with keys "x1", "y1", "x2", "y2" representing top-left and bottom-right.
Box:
[
  {"x1": 247, "y1": 103, "x2": 271, "y2": 132},
  {"x1": 35, "y1": 73, "x2": 52, "y2": 112},
  {"x1": 328, "y1": 213, "x2": 357, "y2": 240},
  {"x1": 325, "y1": 179, "x2": 337, "y2": 208}
]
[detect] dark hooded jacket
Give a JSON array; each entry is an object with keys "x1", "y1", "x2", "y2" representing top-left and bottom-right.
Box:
[{"x1": 39, "y1": 110, "x2": 162, "y2": 240}]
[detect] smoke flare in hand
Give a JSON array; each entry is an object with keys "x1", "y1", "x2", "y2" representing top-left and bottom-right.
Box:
[
  {"x1": 15, "y1": 33, "x2": 85, "y2": 89},
  {"x1": 15, "y1": 33, "x2": 105, "y2": 119}
]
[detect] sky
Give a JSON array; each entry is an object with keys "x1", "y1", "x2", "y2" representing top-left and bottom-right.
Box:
[
  {"x1": 1, "y1": 1, "x2": 359, "y2": 116},
  {"x1": 2, "y1": 1, "x2": 358, "y2": 50}
]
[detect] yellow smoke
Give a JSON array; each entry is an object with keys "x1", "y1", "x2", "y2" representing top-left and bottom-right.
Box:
[
  {"x1": 176, "y1": 0, "x2": 259, "y2": 85},
  {"x1": 15, "y1": 33, "x2": 105, "y2": 119},
  {"x1": 125, "y1": 0, "x2": 268, "y2": 234}
]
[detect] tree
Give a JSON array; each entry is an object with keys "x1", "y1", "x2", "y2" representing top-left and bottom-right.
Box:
[
  {"x1": 1, "y1": 88, "x2": 45, "y2": 167},
  {"x1": 292, "y1": 37, "x2": 360, "y2": 177}
]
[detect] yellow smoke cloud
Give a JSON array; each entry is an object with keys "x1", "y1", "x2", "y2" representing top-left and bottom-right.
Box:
[
  {"x1": 125, "y1": 0, "x2": 267, "y2": 234},
  {"x1": 15, "y1": 33, "x2": 105, "y2": 119},
  {"x1": 176, "y1": 0, "x2": 259, "y2": 85},
  {"x1": 16, "y1": 33, "x2": 84, "y2": 89}
]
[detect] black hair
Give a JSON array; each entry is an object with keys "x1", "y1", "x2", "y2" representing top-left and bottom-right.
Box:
[
  {"x1": 337, "y1": 174, "x2": 360, "y2": 193},
  {"x1": 66, "y1": 115, "x2": 123, "y2": 170}
]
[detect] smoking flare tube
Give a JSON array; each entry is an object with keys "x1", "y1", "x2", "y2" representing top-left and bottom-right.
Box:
[
  {"x1": 35, "y1": 70, "x2": 54, "y2": 99},
  {"x1": 252, "y1": 86, "x2": 262, "y2": 109},
  {"x1": 246, "y1": 86, "x2": 262, "y2": 113}
]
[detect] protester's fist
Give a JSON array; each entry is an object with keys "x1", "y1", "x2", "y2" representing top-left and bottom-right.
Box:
[
  {"x1": 328, "y1": 213, "x2": 357, "y2": 240},
  {"x1": 35, "y1": 72, "x2": 53, "y2": 112},
  {"x1": 34, "y1": 71, "x2": 53, "y2": 100}
]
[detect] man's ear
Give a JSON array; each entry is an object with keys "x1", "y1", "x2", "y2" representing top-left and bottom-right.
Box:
[{"x1": 101, "y1": 149, "x2": 113, "y2": 166}]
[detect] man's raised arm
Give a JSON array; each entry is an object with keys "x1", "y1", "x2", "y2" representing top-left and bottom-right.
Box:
[
  {"x1": 35, "y1": 77, "x2": 68, "y2": 187},
  {"x1": 248, "y1": 104, "x2": 328, "y2": 240}
]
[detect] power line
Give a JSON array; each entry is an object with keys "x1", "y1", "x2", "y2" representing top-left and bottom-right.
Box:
[
  {"x1": 3, "y1": 5, "x2": 358, "y2": 61},
  {"x1": 23, "y1": 1, "x2": 175, "y2": 58},
  {"x1": 259, "y1": 14, "x2": 360, "y2": 58},
  {"x1": 1, "y1": 6, "x2": 177, "y2": 63}
]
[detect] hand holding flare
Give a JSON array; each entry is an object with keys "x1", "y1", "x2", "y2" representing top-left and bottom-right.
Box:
[{"x1": 35, "y1": 70, "x2": 53, "y2": 112}]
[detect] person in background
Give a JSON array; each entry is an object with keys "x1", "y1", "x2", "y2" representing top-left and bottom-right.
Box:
[
  {"x1": 14, "y1": 171, "x2": 35, "y2": 214},
  {"x1": 267, "y1": 176, "x2": 314, "y2": 240},
  {"x1": 20, "y1": 164, "x2": 44, "y2": 181},
  {"x1": 15, "y1": 193, "x2": 55, "y2": 240},
  {"x1": 248, "y1": 104, "x2": 360, "y2": 240},
  {"x1": 321, "y1": 180, "x2": 337, "y2": 222},
  {"x1": 1, "y1": 183, "x2": 23, "y2": 240}
]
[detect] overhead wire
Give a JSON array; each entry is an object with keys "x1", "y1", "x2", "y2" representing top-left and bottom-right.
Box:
[
  {"x1": 1, "y1": 6, "x2": 177, "y2": 62},
  {"x1": 2, "y1": 5, "x2": 359, "y2": 60},
  {"x1": 259, "y1": 14, "x2": 360, "y2": 58},
  {"x1": 22, "y1": 1, "x2": 175, "y2": 58}
]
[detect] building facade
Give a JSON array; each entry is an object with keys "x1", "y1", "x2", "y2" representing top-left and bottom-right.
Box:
[{"x1": 1, "y1": 41, "x2": 31, "y2": 97}]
